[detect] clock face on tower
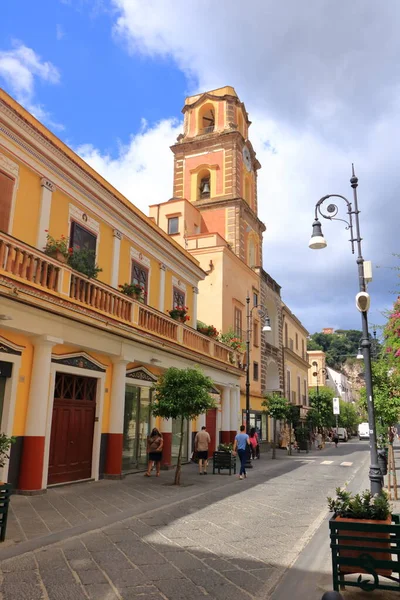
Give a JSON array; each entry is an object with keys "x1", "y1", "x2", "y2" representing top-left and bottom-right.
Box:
[{"x1": 242, "y1": 146, "x2": 252, "y2": 172}]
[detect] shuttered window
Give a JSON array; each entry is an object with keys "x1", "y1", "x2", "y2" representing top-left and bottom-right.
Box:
[{"x1": 0, "y1": 171, "x2": 14, "y2": 233}]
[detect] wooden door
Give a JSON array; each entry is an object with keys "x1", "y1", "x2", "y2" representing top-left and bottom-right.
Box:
[
  {"x1": 48, "y1": 373, "x2": 96, "y2": 485},
  {"x1": 206, "y1": 408, "x2": 217, "y2": 453}
]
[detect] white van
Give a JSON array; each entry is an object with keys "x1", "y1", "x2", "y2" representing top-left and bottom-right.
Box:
[
  {"x1": 358, "y1": 422, "x2": 370, "y2": 440},
  {"x1": 337, "y1": 428, "x2": 348, "y2": 442}
]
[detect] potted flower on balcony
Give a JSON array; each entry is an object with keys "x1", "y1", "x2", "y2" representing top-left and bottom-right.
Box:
[
  {"x1": 197, "y1": 321, "x2": 219, "y2": 338},
  {"x1": 328, "y1": 487, "x2": 394, "y2": 587},
  {"x1": 220, "y1": 328, "x2": 245, "y2": 364},
  {"x1": 168, "y1": 305, "x2": 190, "y2": 323},
  {"x1": 43, "y1": 232, "x2": 70, "y2": 263},
  {"x1": 119, "y1": 282, "x2": 145, "y2": 302},
  {"x1": 68, "y1": 247, "x2": 102, "y2": 279}
]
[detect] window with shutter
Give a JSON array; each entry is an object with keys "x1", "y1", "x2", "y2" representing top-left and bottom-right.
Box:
[
  {"x1": 131, "y1": 261, "x2": 149, "y2": 303},
  {"x1": 173, "y1": 287, "x2": 185, "y2": 308},
  {"x1": 0, "y1": 171, "x2": 14, "y2": 233}
]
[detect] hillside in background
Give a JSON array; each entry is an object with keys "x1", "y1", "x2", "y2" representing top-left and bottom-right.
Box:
[{"x1": 307, "y1": 329, "x2": 380, "y2": 371}]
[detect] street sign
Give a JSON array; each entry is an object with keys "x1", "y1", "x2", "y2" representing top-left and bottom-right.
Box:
[{"x1": 333, "y1": 397, "x2": 340, "y2": 415}]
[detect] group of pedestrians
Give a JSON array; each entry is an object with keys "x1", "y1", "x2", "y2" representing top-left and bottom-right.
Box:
[{"x1": 143, "y1": 424, "x2": 260, "y2": 481}]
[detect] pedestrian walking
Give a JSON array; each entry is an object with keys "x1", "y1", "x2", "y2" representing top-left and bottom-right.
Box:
[
  {"x1": 194, "y1": 425, "x2": 211, "y2": 475},
  {"x1": 233, "y1": 425, "x2": 250, "y2": 480},
  {"x1": 249, "y1": 427, "x2": 260, "y2": 459},
  {"x1": 332, "y1": 429, "x2": 339, "y2": 448},
  {"x1": 145, "y1": 428, "x2": 163, "y2": 477},
  {"x1": 316, "y1": 431, "x2": 323, "y2": 450}
]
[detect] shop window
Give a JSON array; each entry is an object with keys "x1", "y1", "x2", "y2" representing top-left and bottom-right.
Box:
[
  {"x1": 168, "y1": 217, "x2": 179, "y2": 235},
  {"x1": 253, "y1": 362, "x2": 259, "y2": 381},
  {"x1": 173, "y1": 287, "x2": 185, "y2": 308},
  {"x1": 131, "y1": 261, "x2": 149, "y2": 303},
  {"x1": 234, "y1": 307, "x2": 242, "y2": 339},
  {"x1": 0, "y1": 170, "x2": 14, "y2": 233}
]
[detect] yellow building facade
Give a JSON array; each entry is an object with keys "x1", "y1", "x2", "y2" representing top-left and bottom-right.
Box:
[
  {"x1": 0, "y1": 89, "x2": 242, "y2": 492},
  {"x1": 282, "y1": 304, "x2": 310, "y2": 415},
  {"x1": 150, "y1": 87, "x2": 283, "y2": 442}
]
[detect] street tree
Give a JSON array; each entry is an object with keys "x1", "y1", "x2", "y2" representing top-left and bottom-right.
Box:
[
  {"x1": 151, "y1": 367, "x2": 215, "y2": 485},
  {"x1": 338, "y1": 400, "x2": 360, "y2": 433},
  {"x1": 262, "y1": 394, "x2": 290, "y2": 459},
  {"x1": 360, "y1": 358, "x2": 400, "y2": 429},
  {"x1": 307, "y1": 386, "x2": 335, "y2": 431}
]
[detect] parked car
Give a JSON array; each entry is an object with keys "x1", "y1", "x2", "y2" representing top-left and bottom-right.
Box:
[
  {"x1": 358, "y1": 422, "x2": 370, "y2": 441},
  {"x1": 337, "y1": 427, "x2": 348, "y2": 442}
]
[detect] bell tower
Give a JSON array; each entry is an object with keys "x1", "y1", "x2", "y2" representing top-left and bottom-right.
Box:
[{"x1": 171, "y1": 86, "x2": 265, "y2": 268}]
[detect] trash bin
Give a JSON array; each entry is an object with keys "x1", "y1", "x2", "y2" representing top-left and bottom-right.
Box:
[{"x1": 377, "y1": 448, "x2": 388, "y2": 476}]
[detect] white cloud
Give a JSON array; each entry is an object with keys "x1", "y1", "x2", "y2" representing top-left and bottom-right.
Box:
[
  {"x1": 77, "y1": 118, "x2": 181, "y2": 209},
  {"x1": 56, "y1": 25, "x2": 65, "y2": 40},
  {"x1": 99, "y1": 0, "x2": 400, "y2": 332},
  {"x1": 0, "y1": 41, "x2": 63, "y2": 130}
]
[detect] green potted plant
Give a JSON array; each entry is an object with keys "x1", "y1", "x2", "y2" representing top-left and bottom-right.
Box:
[
  {"x1": 0, "y1": 433, "x2": 15, "y2": 542},
  {"x1": 197, "y1": 321, "x2": 219, "y2": 338},
  {"x1": 220, "y1": 328, "x2": 246, "y2": 353},
  {"x1": 295, "y1": 426, "x2": 309, "y2": 453},
  {"x1": 119, "y1": 282, "x2": 145, "y2": 302},
  {"x1": 167, "y1": 305, "x2": 190, "y2": 323},
  {"x1": 43, "y1": 232, "x2": 70, "y2": 263},
  {"x1": 218, "y1": 442, "x2": 233, "y2": 453},
  {"x1": 68, "y1": 247, "x2": 102, "y2": 279},
  {"x1": 328, "y1": 487, "x2": 395, "y2": 590}
]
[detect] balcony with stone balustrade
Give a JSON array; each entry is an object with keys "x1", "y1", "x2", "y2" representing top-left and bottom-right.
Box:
[{"x1": 0, "y1": 231, "x2": 238, "y2": 369}]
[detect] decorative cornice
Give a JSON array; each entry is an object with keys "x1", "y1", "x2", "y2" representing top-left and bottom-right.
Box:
[
  {"x1": 0, "y1": 335, "x2": 23, "y2": 355},
  {"x1": 126, "y1": 367, "x2": 157, "y2": 382},
  {"x1": 131, "y1": 247, "x2": 151, "y2": 269},
  {"x1": 69, "y1": 204, "x2": 99, "y2": 235},
  {"x1": 40, "y1": 178, "x2": 55, "y2": 192},
  {"x1": 52, "y1": 352, "x2": 106, "y2": 372},
  {"x1": 0, "y1": 151, "x2": 19, "y2": 177},
  {"x1": 172, "y1": 276, "x2": 186, "y2": 292}
]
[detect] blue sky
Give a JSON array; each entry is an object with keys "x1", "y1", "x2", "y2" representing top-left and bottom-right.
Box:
[
  {"x1": 0, "y1": 0, "x2": 187, "y2": 150},
  {"x1": 1, "y1": 1, "x2": 399, "y2": 336}
]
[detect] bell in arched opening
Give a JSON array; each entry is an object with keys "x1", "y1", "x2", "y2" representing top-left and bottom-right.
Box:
[{"x1": 199, "y1": 177, "x2": 210, "y2": 198}]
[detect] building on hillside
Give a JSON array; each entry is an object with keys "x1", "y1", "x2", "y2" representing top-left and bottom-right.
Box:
[
  {"x1": 308, "y1": 349, "x2": 356, "y2": 403},
  {"x1": 150, "y1": 86, "x2": 284, "y2": 442},
  {"x1": 322, "y1": 327, "x2": 334, "y2": 335},
  {"x1": 325, "y1": 367, "x2": 354, "y2": 403},
  {"x1": 282, "y1": 304, "x2": 310, "y2": 415},
  {"x1": 0, "y1": 89, "x2": 242, "y2": 493},
  {"x1": 307, "y1": 349, "x2": 327, "y2": 388}
]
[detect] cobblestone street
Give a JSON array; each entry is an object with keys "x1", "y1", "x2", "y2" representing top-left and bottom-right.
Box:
[{"x1": 0, "y1": 442, "x2": 369, "y2": 599}]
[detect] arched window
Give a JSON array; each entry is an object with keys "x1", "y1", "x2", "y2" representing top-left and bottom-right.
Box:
[
  {"x1": 197, "y1": 169, "x2": 211, "y2": 200},
  {"x1": 198, "y1": 103, "x2": 215, "y2": 134}
]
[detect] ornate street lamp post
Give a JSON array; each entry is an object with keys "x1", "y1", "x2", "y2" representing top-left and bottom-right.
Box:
[
  {"x1": 245, "y1": 295, "x2": 271, "y2": 436},
  {"x1": 308, "y1": 166, "x2": 381, "y2": 495}
]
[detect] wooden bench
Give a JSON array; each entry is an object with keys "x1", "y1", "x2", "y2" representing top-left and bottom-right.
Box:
[{"x1": 212, "y1": 451, "x2": 236, "y2": 475}]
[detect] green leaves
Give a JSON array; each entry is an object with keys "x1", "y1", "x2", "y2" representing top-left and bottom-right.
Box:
[
  {"x1": 360, "y1": 357, "x2": 400, "y2": 427},
  {"x1": 262, "y1": 393, "x2": 290, "y2": 421},
  {"x1": 307, "y1": 386, "x2": 335, "y2": 429},
  {"x1": 151, "y1": 367, "x2": 216, "y2": 421},
  {"x1": 328, "y1": 487, "x2": 391, "y2": 520},
  {"x1": 0, "y1": 434, "x2": 15, "y2": 469}
]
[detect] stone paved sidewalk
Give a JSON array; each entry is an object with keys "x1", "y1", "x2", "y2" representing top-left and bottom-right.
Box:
[
  {"x1": 4, "y1": 446, "x2": 324, "y2": 548},
  {"x1": 0, "y1": 442, "x2": 370, "y2": 599}
]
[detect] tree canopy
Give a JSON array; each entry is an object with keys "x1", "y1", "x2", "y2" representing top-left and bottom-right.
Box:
[
  {"x1": 307, "y1": 386, "x2": 336, "y2": 429},
  {"x1": 360, "y1": 357, "x2": 400, "y2": 428},
  {"x1": 151, "y1": 367, "x2": 216, "y2": 484},
  {"x1": 307, "y1": 329, "x2": 380, "y2": 370}
]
